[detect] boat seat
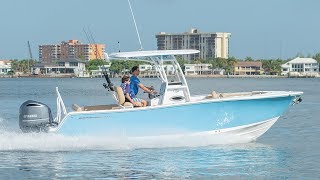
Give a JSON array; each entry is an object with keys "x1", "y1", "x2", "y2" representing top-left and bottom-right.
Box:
[
  {"x1": 72, "y1": 104, "x2": 83, "y2": 111},
  {"x1": 83, "y1": 104, "x2": 119, "y2": 111},
  {"x1": 114, "y1": 86, "x2": 142, "y2": 107},
  {"x1": 207, "y1": 91, "x2": 264, "y2": 99},
  {"x1": 72, "y1": 104, "x2": 119, "y2": 111},
  {"x1": 206, "y1": 91, "x2": 222, "y2": 99}
]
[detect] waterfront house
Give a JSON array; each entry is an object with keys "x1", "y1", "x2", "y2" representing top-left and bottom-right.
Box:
[
  {"x1": 91, "y1": 64, "x2": 111, "y2": 77},
  {"x1": 0, "y1": 60, "x2": 12, "y2": 75},
  {"x1": 163, "y1": 64, "x2": 176, "y2": 75},
  {"x1": 139, "y1": 64, "x2": 153, "y2": 72},
  {"x1": 234, "y1": 61, "x2": 263, "y2": 75},
  {"x1": 32, "y1": 59, "x2": 87, "y2": 77},
  {"x1": 139, "y1": 63, "x2": 223, "y2": 76},
  {"x1": 139, "y1": 64, "x2": 176, "y2": 77},
  {"x1": 184, "y1": 64, "x2": 211, "y2": 75},
  {"x1": 139, "y1": 64, "x2": 156, "y2": 77},
  {"x1": 212, "y1": 68, "x2": 225, "y2": 75},
  {"x1": 281, "y1": 57, "x2": 319, "y2": 77}
]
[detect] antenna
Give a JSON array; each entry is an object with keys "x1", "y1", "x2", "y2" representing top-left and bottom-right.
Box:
[
  {"x1": 27, "y1": 41, "x2": 33, "y2": 59},
  {"x1": 127, "y1": 0, "x2": 143, "y2": 50},
  {"x1": 27, "y1": 41, "x2": 33, "y2": 74}
]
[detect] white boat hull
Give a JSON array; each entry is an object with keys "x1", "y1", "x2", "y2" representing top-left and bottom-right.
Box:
[
  {"x1": 128, "y1": 117, "x2": 279, "y2": 145},
  {"x1": 207, "y1": 116, "x2": 279, "y2": 142}
]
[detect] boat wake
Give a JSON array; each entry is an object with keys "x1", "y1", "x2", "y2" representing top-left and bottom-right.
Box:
[{"x1": 0, "y1": 129, "x2": 252, "y2": 152}]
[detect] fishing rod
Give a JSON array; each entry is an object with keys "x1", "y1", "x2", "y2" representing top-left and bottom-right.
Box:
[
  {"x1": 83, "y1": 26, "x2": 115, "y2": 91},
  {"x1": 101, "y1": 0, "x2": 143, "y2": 92}
]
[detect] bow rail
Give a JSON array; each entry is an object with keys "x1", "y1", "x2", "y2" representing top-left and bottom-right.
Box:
[{"x1": 54, "y1": 87, "x2": 67, "y2": 124}]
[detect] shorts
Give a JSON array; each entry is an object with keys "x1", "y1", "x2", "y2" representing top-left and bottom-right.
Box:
[
  {"x1": 125, "y1": 97, "x2": 143, "y2": 103},
  {"x1": 132, "y1": 97, "x2": 143, "y2": 102}
]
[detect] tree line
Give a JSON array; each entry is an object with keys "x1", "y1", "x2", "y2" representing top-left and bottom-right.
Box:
[
  {"x1": 6, "y1": 52, "x2": 320, "y2": 76},
  {"x1": 177, "y1": 53, "x2": 320, "y2": 75},
  {"x1": 9, "y1": 59, "x2": 37, "y2": 74}
]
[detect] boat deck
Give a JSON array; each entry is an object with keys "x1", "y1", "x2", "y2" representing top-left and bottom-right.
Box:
[
  {"x1": 72, "y1": 104, "x2": 119, "y2": 112},
  {"x1": 72, "y1": 91, "x2": 268, "y2": 112}
]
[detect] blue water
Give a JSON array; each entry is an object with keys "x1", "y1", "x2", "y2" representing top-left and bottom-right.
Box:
[{"x1": 0, "y1": 77, "x2": 319, "y2": 178}]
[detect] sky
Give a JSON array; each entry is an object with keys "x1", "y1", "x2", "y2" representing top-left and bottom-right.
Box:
[{"x1": 0, "y1": 0, "x2": 319, "y2": 60}]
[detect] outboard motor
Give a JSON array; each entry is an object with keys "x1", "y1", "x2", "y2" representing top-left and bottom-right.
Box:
[{"x1": 19, "y1": 100, "x2": 53, "y2": 133}]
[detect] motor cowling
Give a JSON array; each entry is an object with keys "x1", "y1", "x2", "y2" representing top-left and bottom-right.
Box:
[{"x1": 19, "y1": 100, "x2": 53, "y2": 133}]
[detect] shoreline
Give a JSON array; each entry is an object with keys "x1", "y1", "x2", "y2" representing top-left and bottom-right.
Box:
[
  {"x1": 1, "y1": 74, "x2": 319, "y2": 79},
  {"x1": 185, "y1": 74, "x2": 284, "y2": 78}
]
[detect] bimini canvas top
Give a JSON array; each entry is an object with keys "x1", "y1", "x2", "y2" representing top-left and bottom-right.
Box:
[{"x1": 109, "y1": 49, "x2": 199, "y2": 59}]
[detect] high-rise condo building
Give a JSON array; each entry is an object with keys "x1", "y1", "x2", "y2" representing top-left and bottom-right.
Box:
[
  {"x1": 156, "y1": 28, "x2": 231, "y2": 61},
  {"x1": 39, "y1": 40, "x2": 105, "y2": 63}
]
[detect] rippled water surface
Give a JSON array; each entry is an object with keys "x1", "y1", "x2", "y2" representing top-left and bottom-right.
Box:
[{"x1": 0, "y1": 77, "x2": 319, "y2": 179}]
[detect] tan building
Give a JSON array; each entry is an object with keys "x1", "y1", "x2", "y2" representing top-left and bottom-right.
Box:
[
  {"x1": 234, "y1": 61, "x2": 263, "y2": 75},
  {"x1": 39, "y1": 40, "x2": 105, "y2": 63},
  {"x1": 156, "y1": 28, "x2": 231, "y2": 61}
]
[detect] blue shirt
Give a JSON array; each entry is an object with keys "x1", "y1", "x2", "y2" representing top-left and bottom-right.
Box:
[{"x1": 130, "y1": 75, "x2": 140, "y2": 96}]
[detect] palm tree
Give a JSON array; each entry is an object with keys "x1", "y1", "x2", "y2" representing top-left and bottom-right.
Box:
[
  {"x1": 313, "y1": 53, "x2": 320, "y2": 63},
  {"x1": 262, "y1": 60, "x2": 272, "y2": 75},
  {"x1": 226, "y1": 57, "x2": 237, "y2": 75},
  {"x1": 244, "y1": 57, "x2": 254, "y2": 61}
]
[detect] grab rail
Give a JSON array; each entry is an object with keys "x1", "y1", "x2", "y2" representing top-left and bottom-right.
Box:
[{"x1": 54, "y1": 87, "x2": 67, "y2": 124}]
